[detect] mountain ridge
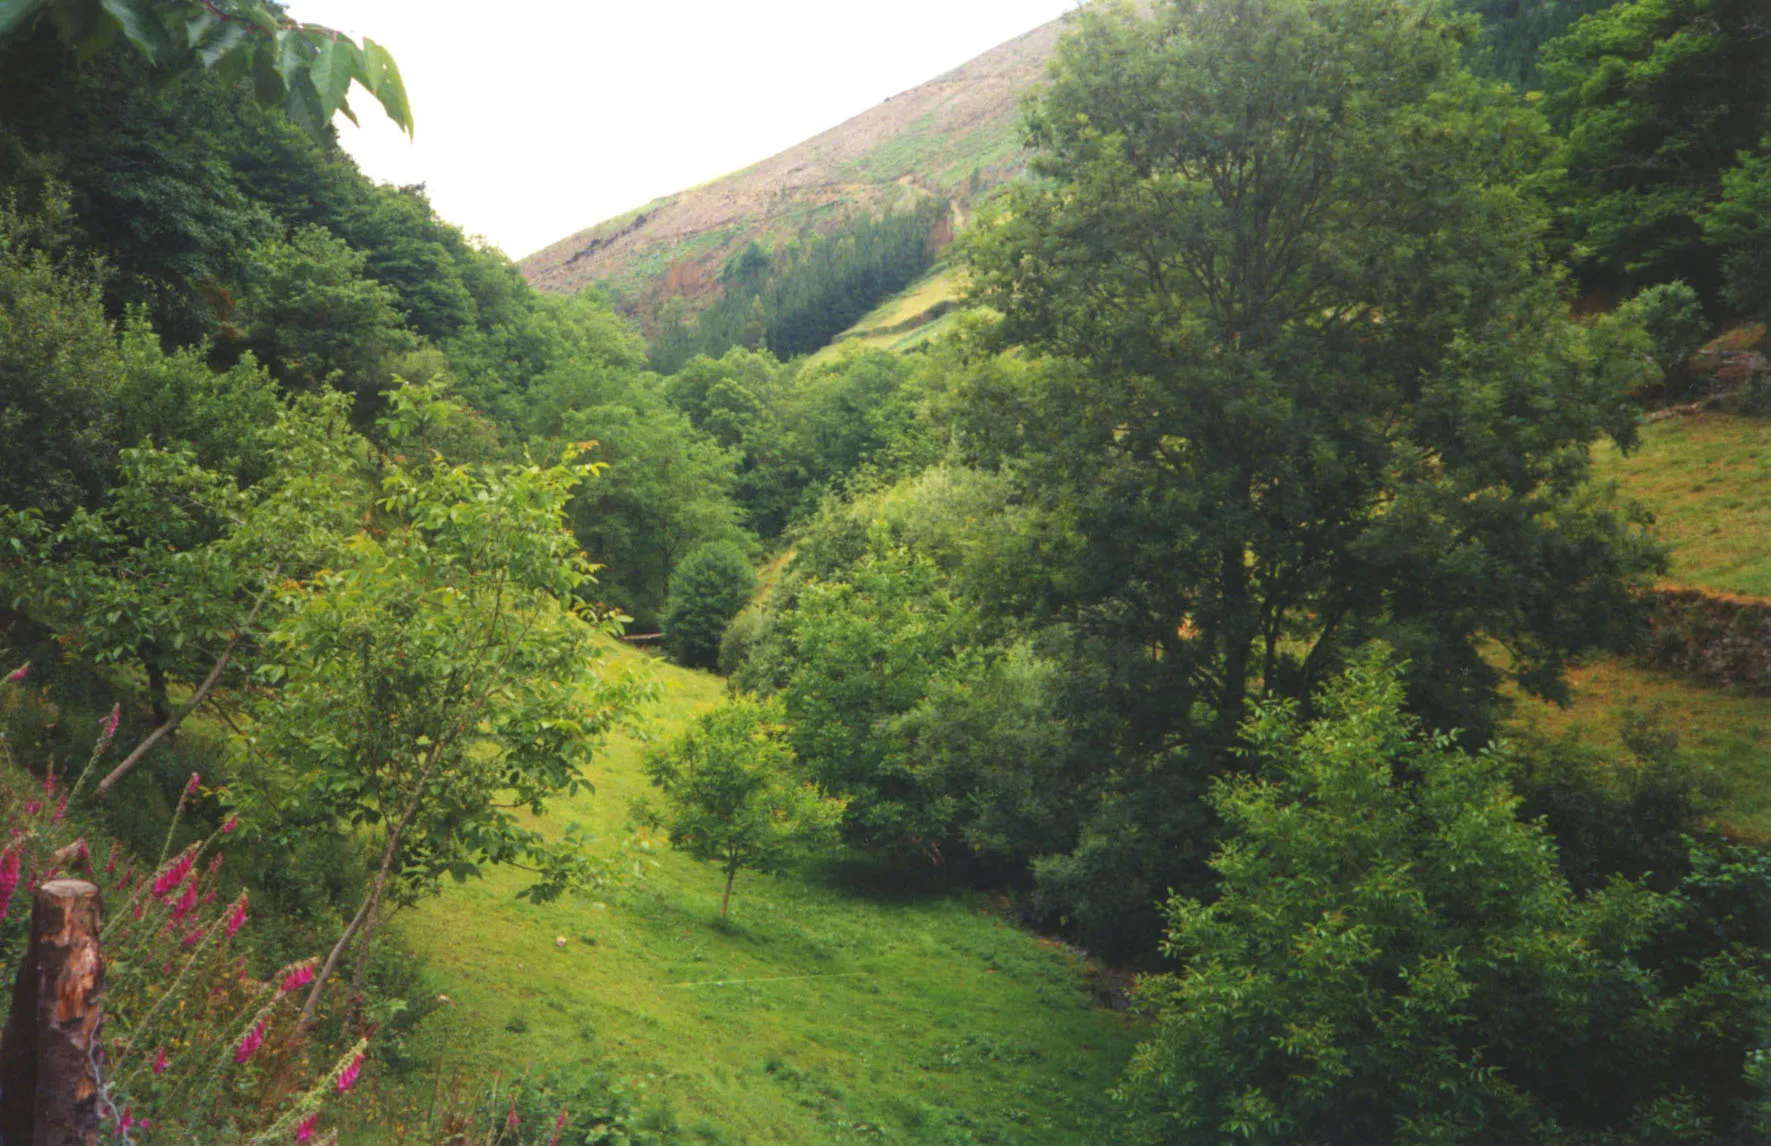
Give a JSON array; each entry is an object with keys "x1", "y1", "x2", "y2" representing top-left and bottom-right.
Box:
[{"x1": 518, "y1": 14, "x2": 1067, "y2": 327}]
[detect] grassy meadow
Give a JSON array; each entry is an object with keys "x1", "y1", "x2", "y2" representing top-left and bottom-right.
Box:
[
  {"x1": 368, "y1": 647, "x2": 1138, "y2": 1144},
  {"x1": 1594, "y1": 413, "x2": 1771, "y2": 598},
  {"x1": 812, "y1": 267, "x2": 964, "y2": 364}
]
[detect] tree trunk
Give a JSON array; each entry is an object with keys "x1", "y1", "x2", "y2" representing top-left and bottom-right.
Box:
[
  {"x1": 720, "y1": 866, "x2": 736, "y2": 920},
  {"x1": 144, "y1": 660, "x2": 171, "y2": 727},
  {"x1": 346, "y1": 896, "x2": 381, "y2": 1036},
  {"x1": 299, "y1": 825, "x2": 400, "y2": 1031},
  {"x1": 301, "y1": 742, "x2": 442, "y2": 1030},
  {"x1": 0, "y1": 880, "x2": 105, "y2": 1146},
  {"x1": 97, "y1": 578, "x2": 278, "y2": 799}
]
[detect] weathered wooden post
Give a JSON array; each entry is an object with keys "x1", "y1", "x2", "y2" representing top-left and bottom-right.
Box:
[{"x1": 0, "y1": 879, "x2": 105, "y2": 1146}]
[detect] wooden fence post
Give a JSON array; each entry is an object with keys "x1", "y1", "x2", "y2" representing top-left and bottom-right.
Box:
[{"x1": 0, "y1": 879, "x2": 105, "y2": 1146}]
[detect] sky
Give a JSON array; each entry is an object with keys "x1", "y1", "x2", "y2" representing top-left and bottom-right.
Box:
[{"x1": 291, "y1": 1, "x2": 1077, "y2": 259}]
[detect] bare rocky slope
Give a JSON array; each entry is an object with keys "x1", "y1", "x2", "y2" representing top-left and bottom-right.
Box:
[{"x1": 518, "y1": 15, "x2": 1066, "y2": 326}]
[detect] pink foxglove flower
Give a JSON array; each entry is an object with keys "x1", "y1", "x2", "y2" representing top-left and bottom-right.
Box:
[
  {"x1": 208, "y1": 853, "x2": 224, "y2": 875},
  {"x1": 153, "y1": 850, "x2": 196, "y2": 897},
  {"x1": 41, "y1": 770, "x2": 55, "y2": 798},
  {"x1": 51, "y1": 793, "x2": 67, "y2": 825},
  {"x1": 4, "y1": 663, "x2": 27, "y2": 684},
  {"x1": 185, "y1": 772, "x2": 200, "y2": 796},
  {"x1": 170, "y1": 882, "x2": 198, "y2": 924},
  {"x1": 23, "y1": 800, "x2": 39, "y2": 817},
  {"x1": 0, "y1": 850, "x2": 18, "y2": 921},
  {"x1": 223, "y1": 815, "x2": 238, "y2": 834},
  {"x1": 281, "y1": 965, "x2": 316, "y2": 994},
  {"x1": 549, "y1": 1109, "x2": 569, "y2": 1146},
  {"x1": 233, "y1": 1020, "x2": 265, "y2": 1064},
  {"x1": 152, "y1": 1047, "x2": 168, "y2": 1076},
  {"x1": 296, "y1": 1115, "x2": 319, "y2": 1142},
  {"x1": 225, "y1": 895, "x2": 247, "y2": 938},
  {"x1": 99, "y1": 704, "x2": 120, "y2": 745},
  {"x1": 336, "y1": 1051, "x2": 364, "y2": 1092},
  {"x1": 182, "y1": 925, "x2": 204, "y2": 948},
  {"x1": 507, "y1": 1102, "x2": 519, "y2": 1130},
  {"x1": 104, "y1": 842, "x2": 118, "y2": 876}
]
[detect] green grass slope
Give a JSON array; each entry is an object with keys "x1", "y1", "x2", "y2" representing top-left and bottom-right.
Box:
[
  {"x1": 807, "y1": 265, "x2": 966, "y2": 365},
  {"x1": 1594, "y1": 414, "x2": 1771, "y2": 599},
  {"x1": 375, "y1": 648, "x2": 1138, "y2": 1143},
  {"x1": 1511, "y1": 413, "x2": 1771, "y2": 836}
]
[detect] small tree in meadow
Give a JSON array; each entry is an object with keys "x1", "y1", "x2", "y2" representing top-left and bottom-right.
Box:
[
  {"x1": 636, "y1": 696, "x2": 842, "y2": 919},
  {"x1": 662, "y1": 541, "x2": 757, "y2": 670}
]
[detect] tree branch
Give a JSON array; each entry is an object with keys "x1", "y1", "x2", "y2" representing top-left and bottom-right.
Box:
[{"x1": 94, "y1": 569, "x2": 280, "y2": 798}]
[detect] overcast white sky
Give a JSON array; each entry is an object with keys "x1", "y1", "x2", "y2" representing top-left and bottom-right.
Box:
[{"x1": 291, "y1": 1, "x2": 1076, "y2": 259}]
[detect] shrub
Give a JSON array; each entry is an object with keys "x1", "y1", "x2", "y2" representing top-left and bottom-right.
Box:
[
  {"x1": 662, "y1": 542, "x2": 756, "y2": 670},
  {"x1": 1118, "y1": 650, "x2": 1771, "y2": 1144},
  {"x1": 1613, "y1": 280, "x2": 1710, "y2": 399}
]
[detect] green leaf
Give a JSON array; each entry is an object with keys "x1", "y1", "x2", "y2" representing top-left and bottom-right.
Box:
[
  {"x1": 100, "y1": 0, "x2": 170, "y2": 60},
  {"x1": 283, "y1": 71, "x2": 326, "y2": 139},
  {"x1": 240, "y1": 1, "x2": 277, "y2": 34},
  {"x1": 360, "y1": 37, "x2": 413, "y2": 135},
  {"x1": 46, "y1": 0, "x2": 107, "y2": 54},
  {"x1": 251, "y1": 40, "x2": 284, "y2": 106},
  {"x1": 271, "y1": 26, "x2": 308, "y2": 87},
  {"x1": 195, "y1": 23, "x2": 248, "y2": 69},
  {"x1": 308, "y1": 33, "x2": 358, "y2": 117},
  {"x1": 0, "y1": 0, "x2": 51, "y2": 42}
]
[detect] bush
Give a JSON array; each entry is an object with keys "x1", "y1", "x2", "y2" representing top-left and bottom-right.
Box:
[
  {"x1": 662, "y1": 542, "x2": 756, "y2": 670},
  {"x1": 1118, "y1": 651, "x2": 1771, "y2": 1144},
  {"x1": 1613, "y1": 280, "x2": 1710, "y2": 399}
]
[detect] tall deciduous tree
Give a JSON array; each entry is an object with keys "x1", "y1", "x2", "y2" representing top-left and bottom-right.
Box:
[
  {"x1": 663, "y1": 541, "x2": 757, "y2": 670},
  {"x1": 962, "y1": 0, "x2": 1660, "y2": 748}
]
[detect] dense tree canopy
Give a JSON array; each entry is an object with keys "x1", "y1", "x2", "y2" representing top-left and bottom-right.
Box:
[
  {"x1": 1541, "y1": 0, "x2": 1771, "y2": 302},
  {"x1": 964, "y1": 0, "x2": 1660, "y2": 749}
]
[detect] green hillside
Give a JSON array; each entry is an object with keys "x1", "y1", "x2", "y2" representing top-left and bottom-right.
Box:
[
  {"x1": 808, "y1": 265, "x2": 966, "y2": 364},
  {"x1": 1510, "y1": 413, "x2": 1771, "y2": 836},
  {"x1": 370, "y1": 648, "x2": 1138, "y2": 1144},
  {"x1": 1594, "y1": 414, "x2": 1771, "y2": 598}
]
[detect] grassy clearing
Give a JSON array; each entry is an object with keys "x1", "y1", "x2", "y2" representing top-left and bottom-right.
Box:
[
  {"x1": 368, "y1": 647, "x2": 1138, "y2": 1144},
  {"x1": 811, "y1": 267, "x2": 964, "y2": 365},
  {"x1": 1509, "y1": 657, "x2": 1771, "y2": 838},
  {"x1": 1503, "y1": 414, "x2": 1771, "y2": 837},
  {"x1": 1596, "y1": 414, "x2": 1771, "y2": 598}
]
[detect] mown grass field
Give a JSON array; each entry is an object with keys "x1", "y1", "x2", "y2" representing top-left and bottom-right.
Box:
[
  {"x1": 1509, "y1": 412, "x2": 1771, "y2": 834},
  {"x1": 368, "y1": 647, "x2": 1138, "y2": 1144}
]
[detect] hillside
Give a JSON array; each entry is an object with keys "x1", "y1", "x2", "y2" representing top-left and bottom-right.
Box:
[
  {"x1": 369, "y1": 647, "x2": 1139, "y2": 1143},
  {"x1": 1509, "y1": 413, "x2": 1771, "y2": 837},
  {"x1": 518, "y1": 16, "x2": 1064, "y2": 328}
]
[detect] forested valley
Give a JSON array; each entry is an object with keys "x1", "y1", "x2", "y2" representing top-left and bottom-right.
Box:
[{"x1": 2, "y1": 0, "x2": 1771, "y2": 1141}]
